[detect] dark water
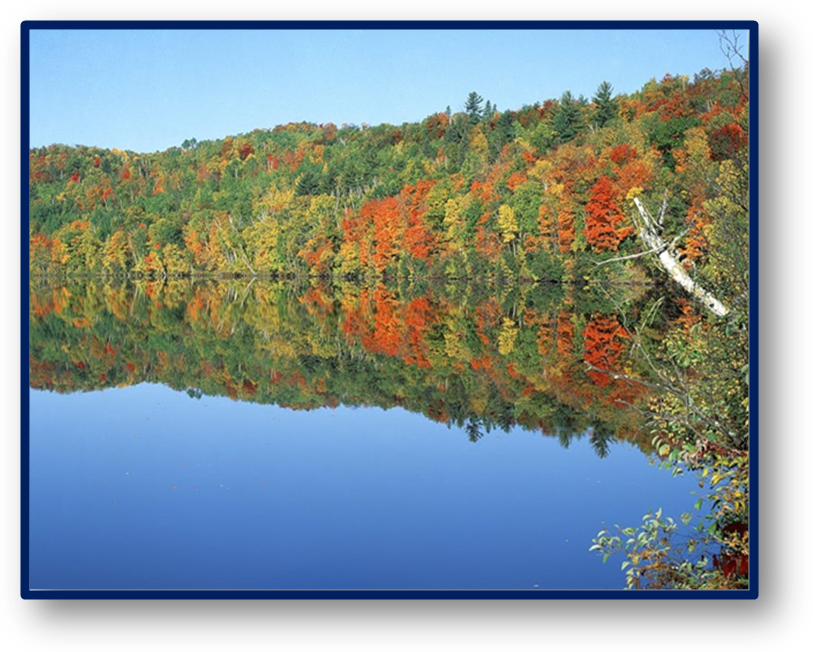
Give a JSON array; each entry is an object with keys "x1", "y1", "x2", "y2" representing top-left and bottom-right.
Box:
[{"x1": 28, "y1": 279, "x2": 700, "y2": 591}]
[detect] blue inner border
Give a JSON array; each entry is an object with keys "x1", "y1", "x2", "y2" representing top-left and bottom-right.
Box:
[{"x1": 20, "y1": 19, "x2": 758, "y2": 600}]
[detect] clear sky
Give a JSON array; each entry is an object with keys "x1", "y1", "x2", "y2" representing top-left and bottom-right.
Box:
[{"x1": 29, "y1": 27, "x2": 739, "y2": 154}]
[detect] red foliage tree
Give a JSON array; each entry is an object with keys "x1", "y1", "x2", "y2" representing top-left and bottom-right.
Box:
[
  {"x1": 360, "y1": 197, "x2": 405, "y2": 273},
  {"x1": 506, "y1": 171, "x2": 527, "y2": 191},
  {"x1": 584, "y1": 176, "x2": 633, "y2": 252},
  {"x1": 709, "y1": 123, "x2": 748, "y2": 161},
  {"x1": 424, "y1": 112, "x2": 449, "y2": 140},
  {"x1": 237, "y1": 141, "x2": 255, "y2": 161},
  {"x1": 610, "y1": 143, "x2": 637, "y2": 165},
  {"x1": 401, "y1": 180, "x2": 436, "y2": 261},
  {"x1": 557, "y1": 207, "x2": 575, "y2": 253}
]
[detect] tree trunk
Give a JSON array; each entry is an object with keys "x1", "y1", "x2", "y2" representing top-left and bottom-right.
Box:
[{"x1": 632, "y1": 197, "x2": 728, "y2": 318}]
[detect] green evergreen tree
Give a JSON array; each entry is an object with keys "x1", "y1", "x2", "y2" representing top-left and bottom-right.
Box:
[
  {"x1": 497, "y1": 110, "x2": 514, "y2": 142},
  {"x1": 553, "y1": 91, "x2": 582, "y2": 144},
  {"x1": 295, "y1": 169, "x2": 320, "y2": 197},
  {"x1": 465, "y1": 91, "x2": 484, "y2": 125},
  {"x1": 593, "y1": 81, "x2": 617, "y2": 128}
]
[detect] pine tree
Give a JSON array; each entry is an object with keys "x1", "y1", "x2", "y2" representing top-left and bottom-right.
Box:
[
  {"x1": 465, "y1": 92, "x2": 484, "y2": 125},
  {"x1": 553, "y1": 91, "x2": 582, "y2": 144},
  {"x1": 497, "y1": 110, "x2": 514, "y2": 142},
  {"x1": 593, "y1": 81, "x2": 617, "y2": 128}
]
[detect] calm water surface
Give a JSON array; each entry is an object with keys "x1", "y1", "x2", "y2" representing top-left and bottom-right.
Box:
[{"x1": 28, "y1": 280, "x2": 701, "y2": 591}]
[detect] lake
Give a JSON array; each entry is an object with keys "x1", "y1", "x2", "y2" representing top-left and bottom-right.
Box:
[{"x1": 27, "y1": 278, "x2": 702, "y2": 591}]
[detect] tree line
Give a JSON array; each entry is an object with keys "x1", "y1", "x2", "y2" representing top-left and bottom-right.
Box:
[{"x1": 29, "y1": 68, "x2": 748, "y2": 306}]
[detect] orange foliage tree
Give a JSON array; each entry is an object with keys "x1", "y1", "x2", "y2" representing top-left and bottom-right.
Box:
[{"x1": 584, "y1": 176, "x2": 633, "y2": 252}]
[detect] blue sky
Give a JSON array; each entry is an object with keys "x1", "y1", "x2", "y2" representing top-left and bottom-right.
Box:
[{"x1": 29, "y1": 27, "x2": 738, "y2": 153}]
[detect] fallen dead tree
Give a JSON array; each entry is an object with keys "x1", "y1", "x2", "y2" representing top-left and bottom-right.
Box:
[{"x1": 625, "y1": 195, "x2": 729, "y2": 318}]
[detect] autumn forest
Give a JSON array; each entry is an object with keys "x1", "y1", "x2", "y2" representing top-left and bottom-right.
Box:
[
  {"x1": 28, "y1": 60, "x2": 751, "y2": 591},
  {"x1": 29, "y1": 70, "x2": 747, "y2": 290}
]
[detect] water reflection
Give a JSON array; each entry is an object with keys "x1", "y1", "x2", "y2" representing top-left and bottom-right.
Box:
[
  {"x1": 29, "y1": 279, "x2": 704, "y2": 591},
  {"x1": 30, "y1": 383, "x2": 701, "y2": 591},
  {"x1": 30, "y1": 278, "x2": 648, "y2": 454}
]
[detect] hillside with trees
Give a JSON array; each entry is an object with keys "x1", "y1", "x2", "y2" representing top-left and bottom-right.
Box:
[{"x1": 29, "y1": 67, "x2": 748, "y2": 310}]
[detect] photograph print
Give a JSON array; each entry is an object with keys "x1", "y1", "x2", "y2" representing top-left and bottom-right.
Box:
[{"x1": 24, "y1": 22, "x2": 755, "y2": 597}]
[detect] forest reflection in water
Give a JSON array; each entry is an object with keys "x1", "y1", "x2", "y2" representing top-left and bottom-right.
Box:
[
  {"x1": 28, "y1": 278, "x2": 705, "y2": 591},
  {"x1": 30, "y1": 277, "x2": 654, "y2": 455}
]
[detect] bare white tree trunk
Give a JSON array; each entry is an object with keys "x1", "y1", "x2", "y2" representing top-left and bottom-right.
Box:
[{"x1": 632, "y1": 197, "x2": 728, "y2": 318}]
